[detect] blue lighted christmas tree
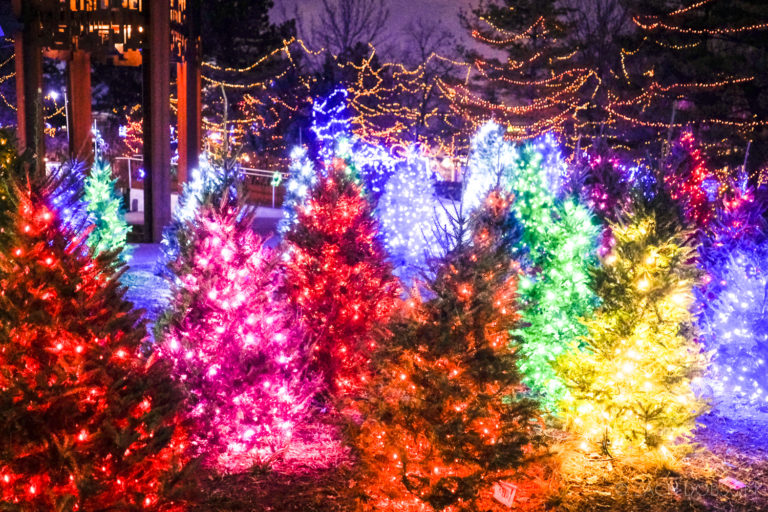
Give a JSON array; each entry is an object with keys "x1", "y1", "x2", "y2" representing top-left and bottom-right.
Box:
[
  {"x1": 462, "y1": 122, "x2": 517, "y2": 215},
  {"x1": 279, "y1": 145, "x2": 317, "y2": 235},
  {"x1": 310, "y1": 89, "x2": 396, "y2": 203},
  {"x1": 377, "y1": 147, "x2": 441, "y2": 281},
  {"x1": 697, "y1": 174, "x2": 768, "y2": 413}
]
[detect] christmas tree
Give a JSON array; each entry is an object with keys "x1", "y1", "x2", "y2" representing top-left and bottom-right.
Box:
[
  {"x1": 279, "y1": 145, "x2": 317, "y2": 234},
  {"x1": 50, "y1": 160, "x2": 91, "y2": 234},
  {"x1": 664, "y1": 131, "x2": 715, "y2": 229},
  {"x1": 157, "y1": 194, "x2": 317, "y2": 472},
  {"x1": 281, "y1": 161, "x2": 400, "y2": 396},
  {"x1": 697, "y1": 176, "x2": 768, "y2": 413},
  {"x1": 506, "y1": 134, "x2": 598, "y2": 411},
  {"x1": 350, "y1": 189, "x2": 539, "y2": 511},
  {"x1": 377, "y1": 146, "x2": 440, "y2": 281},
  {"x1": 700, "y1": 249, "x2": 768, "y2": 413},
  {"x1": 564, "y1": 146, "x2": 635, "y2": 224},
  {"x1": 83, "y1": 157, "x2": 130, "y2": 257},
  {"x1": 557, "y1": 204, "x2": 709, "y2": 457},
  {"x1": 0, "y1": 129, "x2": 26, "y2": 236},
  {"x1": 462, "y1": 122, "x2": 517, "y2": 215},
  {"x1": 158, "y1": 155, "x2": 235, "y2": 275},
  {"x1": 0, "y1": 160, "x2": 189, "y2": 509},
  {"x1": 311, "y1": 89, "x2": 397, "y2": 203}
]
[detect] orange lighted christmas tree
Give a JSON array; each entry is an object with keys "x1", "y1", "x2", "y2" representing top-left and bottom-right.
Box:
[{"x1": 349, "y1": 190, "x2": 540, "y2": 511}]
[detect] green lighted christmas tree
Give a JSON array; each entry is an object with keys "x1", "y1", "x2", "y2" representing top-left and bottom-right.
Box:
[
  {"x1": 349, "y1": 190, "x2": 540, "y2": 511},
  {"x1": 83, "y1": 157, "x2": 130, "y2": 257},
  {"x1": 507, "y1": 135, "x2": 599, "y2": 411},
  {"x1": 557, "y1": 204, "x2": 709, "y2": 457},
  {"x1": 0, "y1": 130, "x2": 24, "y2": 235}
]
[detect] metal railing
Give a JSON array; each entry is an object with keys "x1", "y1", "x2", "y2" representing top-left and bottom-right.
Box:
[
  {"x1": 112, "y1": 156, "x2": 288, "y2": 207},
  {"x1": 112, "y1": 156, "x2": 288, "y2": 182}
]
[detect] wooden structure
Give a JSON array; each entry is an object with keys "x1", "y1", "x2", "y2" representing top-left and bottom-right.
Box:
[{"x1": 11, "y1": 0, "x2": 201, "y2": 243}]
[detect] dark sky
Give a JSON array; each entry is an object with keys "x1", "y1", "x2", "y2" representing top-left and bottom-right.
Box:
[{"x1": 271, "y1": 0, "x2": 471, "y2": 53}]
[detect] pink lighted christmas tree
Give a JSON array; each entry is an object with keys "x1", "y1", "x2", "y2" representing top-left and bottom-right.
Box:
[{"x1": 157, "y1": 196, "x2": 317, "y2": 472}]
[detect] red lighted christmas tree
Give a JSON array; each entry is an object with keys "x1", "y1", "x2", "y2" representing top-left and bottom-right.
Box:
[
  {"x1": 281, "y1": 161, "x2": 400, "y2": 396},
  {"x1": 0, "y1": 164, "x2": 189, "y2": 510},
  {"x1": 664, "y1": 131, "x2": 715, "y2": 228},
  {"x1": 349, "y1": 190, "x2": 540, "y2": 511},
  {"x1": 157, "y1": 195, "x2": 318, "y2": 472}
]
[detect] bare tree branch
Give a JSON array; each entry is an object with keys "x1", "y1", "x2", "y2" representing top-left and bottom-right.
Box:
[{"x1": 312, "y1": 0, "x2": 391, "y2": 57}]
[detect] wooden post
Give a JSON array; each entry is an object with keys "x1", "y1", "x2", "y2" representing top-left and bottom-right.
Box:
[
  {"x1": 176, "y1": 60, "x2": 187, "y2": 178},
  {"x1": 13, "y1": 0, "x2": 45, "y2": 171},
  {"x1": 67, "y1": 50, "x2": 93, "y2": 162},
  {"x1": 176, "y1": 0, "x2": 201, "y2": 185},
  {"x1": 142, "y1": 0, "x2": 172, "y2": 243}
]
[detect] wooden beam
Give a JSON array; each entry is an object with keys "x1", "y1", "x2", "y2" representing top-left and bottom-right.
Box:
[
  {"x1": 176, "y1": 0, "x2": 201, "y2": 185},
  {"x1": 67, "y1": 50, "x2": 92, "y2": 162},
  {"x1": 13, "y1": 0, "x2": 45, "y2": 171},
  {"x1": 142, "y1": 0, "x2": 171, "y2": 243}
]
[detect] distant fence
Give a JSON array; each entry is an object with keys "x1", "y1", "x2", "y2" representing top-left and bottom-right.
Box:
[{"x1": 111, "y1": 156, "x2": 463, "y2": 208}]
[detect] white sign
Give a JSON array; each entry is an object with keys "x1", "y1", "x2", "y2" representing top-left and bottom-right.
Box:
[
  {"x1": 719, "y1": 477, "x2": 746, "y2": 490},
  {"x1": 492, "y1": 481, "x2": 517, "y2": 507}
]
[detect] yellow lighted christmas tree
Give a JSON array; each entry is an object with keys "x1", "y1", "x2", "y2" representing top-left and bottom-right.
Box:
[{"x1": 557, "y1": 207, "x2": 709, "y2": 457}]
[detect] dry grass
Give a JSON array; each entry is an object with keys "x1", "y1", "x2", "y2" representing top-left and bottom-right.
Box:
[
  {"x1": 187, "y1": 415, "x2": 768, "y2": 512},
  {"x1": 544, "y1": 416, "x2": 768, "y2": 512}
]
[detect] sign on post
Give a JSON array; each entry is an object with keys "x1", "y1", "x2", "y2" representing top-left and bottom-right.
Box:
[
  {"x1": 271, "y1": 171, "x2": 282, "y2": 208},
  {"x1": 492, "y1": 481, "x2": 517, "y2": 508}
]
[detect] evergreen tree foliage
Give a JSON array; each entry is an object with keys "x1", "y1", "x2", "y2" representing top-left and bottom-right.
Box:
[
  {"x1": 697, "y1": 176, "x2": 768, "y2": 413},
  {"x1": 0, "y1": 159, "x2": 189, "y2": 510},
  {"x1": 557, "y1": 203, "x2": 709, "y2": 457},
  {"x1": 159, "y1": 156, "x2": 236, "y2": 275},
  {"x1": 564, "y1": 146, "x2": 637, "y2": 224},
  {"x1": 506, "y1": 134, "x2": 599, "y2": 410},
  {"x1": 624, "y1": 0, "x2": 768, "y2": 168},
  {"x1": 83, "y1": 157, "x2": 130, "y2": 257},
  {"x1": 462, "y1": 122, "x2": 517, "y2": 215},
  {"x1": 663, "y1": 131, "x2": 715, "y2": 230},
  {"x1": 0, "y1": 130, "x2": 26, "y2": 240},
  {"x1": 461, "y1": 0, "x2": 617, "y2": 143},
  {"x1": 350, "y1": 190, "x2": 540, "y2": 511},
  {"x1": 157, "y1": 195, "x2": 317, "y2": 472},
  {"x1": 377, "y1": 147, "x2": 440, "y2": 281},
  {"x1": 700, "y1": 248, "x2": 768, "y2": 413},
  {"x1": 279, "y1": 145, "x2": 317, "y2": 234},
  {"x1": 310, "y1": 89, "x2": 396, "y2": 203},
  {"x1": 202, "y1": 0, "x2": 295, "y2": 70},
  {"x1": 51, "y1": 160, "x2": 91, "y2": 234},
  {"x1": 281, "y1": 162, "x2": 400, "y2": 396}
]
